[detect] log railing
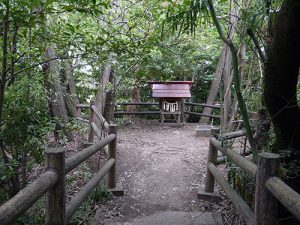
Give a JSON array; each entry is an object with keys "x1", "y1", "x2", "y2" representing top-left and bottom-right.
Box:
[
  {"x1": 88, "y1": 102, "x2": 109, "y2": 141},
  {"x1": 0, "y1": 109, "x2": 120, "y2": 225},
  {"x1": 185, "y1": 102, "x2": 222, "y2": 109},
  {"x1": 184, "y1": 102, "x2": 221, "y2": 120},
  {"x1": 75, "y1": 102, "x2": 111, "y2": 138},
  {"x1": 113, "y1": 101, "x2": 221, "y2": 119},
  {"x1": 76, "y1": 101, "x2": 221, "y2": 119},
  {"x1": 75, "y1": 103, "x2": 89, "y2": 118},
  {"x1": 201, "y1": 136, "x2": 300, "y2": 225},
  {"x1": 114, "y1": 101, "x2": 160, "y2": 116}
]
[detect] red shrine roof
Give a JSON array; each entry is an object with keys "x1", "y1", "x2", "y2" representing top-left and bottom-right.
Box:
[{"x1": 148, "y1": 81, "x2": 194, "y2": 98}]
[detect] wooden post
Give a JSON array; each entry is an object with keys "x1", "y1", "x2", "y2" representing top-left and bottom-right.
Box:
[
  {"x1": 88, "y1": 101, "x2": 95, "y2": 142},
  {"x1": 108, "y1": 124, "x2": 117, "y2": 189},
  {"x1": 204, "y1": 139, "x2": 218, "y2": 192},
  {"x1": 180, "y1": 99, "x2": 185, "y2": 123},
  {"x1": 75, "y1": 100, "x2": 81, "y2": 117},
  {"x1": 76, "y1": 107, "x2": 82, "y2": 118},
  {"x1": 45, "y1": 148, "x2": 66, "y2": 225},
  {"x1": 110, "y1": 102, "x2": 115, "y2": 123},
  {"x1": 211, "y1": 126, "x2": 220, "y2": 137},
  {"x1": 220, "y1": 102, "x2": 224, "y2": 134},
  {"x1": 255, "y1": 152, "x2": 280, "y2": 225}
]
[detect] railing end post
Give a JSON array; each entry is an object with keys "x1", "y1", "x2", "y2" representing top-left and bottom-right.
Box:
[
  {"x1": 108, "y1": 124, "x2": 117, "y2": 135},
  {"x1": 198, "y1": 138, "x2": 221, "y2": 201},
  {"x1": 45, "y1": 147, "x2": 66, "y2": 225},
  {"x1": 108, "y1": 124, "x2": 117, "y2": 189},
  {"x1": 88, "y1": 101, "x2": 95, "y2": 142},
  {"x1": 107, "y1": 124, "x2": 123, "y2": 195},
  {"x1": 255, "y1": 152, "x2": 280, "y2": 225}
]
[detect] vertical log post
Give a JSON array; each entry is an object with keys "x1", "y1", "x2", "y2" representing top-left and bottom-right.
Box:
[
  {"x1": 180, "y1": 99, "x2": 185, "y2": 123},
  {"x1": 75, "y1": 100, "x2": 81, "y2": 117},
  {"x1": 255, "y1": 152, "x2": 280, "y2": 225},
  {"x1": 110, "y1": 102, "x2": 115, "y2": 123},
  {"x1": 204, "y1": 139, "x2": 218, "y2": 192},
  {"x1": 108, "y1": 124, "x2": 117, "y2": 189},
  {"x1": 76, "y1": 107, "x2": 81, "y2": 118},
  {"x1": 45, "y1": 148, "x2": 65, "y2": 225},
  {"x1": 220, "y1": 102, "x2": 224, "y2": 134},
  {"x1": 88, "y1": 101, "x2": 95, "y2": 142}
]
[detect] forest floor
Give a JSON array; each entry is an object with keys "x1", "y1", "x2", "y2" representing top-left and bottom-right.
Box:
[{"x1": 89, "y1": 119, "x2": 225, "y2": 225}]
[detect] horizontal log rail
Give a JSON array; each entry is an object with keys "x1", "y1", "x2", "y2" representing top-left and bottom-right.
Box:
[
  {"x1": 77, "y1": 101, "x2": 222, "y2": 121},
  {"x1": 114, "y1": 111, "x2": 160, "y2": 115},
  {"x1": 0, "y1": 170, "x2": 58, "y2": 225},
  {"x1": 76, "y1": 117, "x2": 89, "y2": 123},
  {"x1": 113, "y1": 101, "x2": 221, "y2": 120},
  {"x1": 0, "y1": 122, "x2": 120, "y2": 225},
  {"x1": 184, "y1": 111, "x2": 220, "y2": 119},
  {"x1": 91, "y1": 121, "x2": 102, "y2": 139},
  {"x1": 75, "y1": 104, "x2": 89, "y2": 118},
  {"x1": 91, "y1": 105, "x2": 109, "y2": 130},
  {"x1": 201, "y1": 136, "x2": 300, "y2": 225},
  {"x1": 88, "y1": 101, "x2": 110, "y2": 142},
  {"x1": 185, "y1": 102, "x2": 221, "y2": 109},
  {"x1": 116, "y1": 102, "x2": 159, "y2": 106},
  {"x1": 66, "y1": 158, "x2": 115, "y2": 222},
  {"x1": 218, "y1": 129, "x2": 246, "y2": 140},
  {"x1": 76, "y1": 104, "x2": 89, "y2": 108},
  {"x1": 66, "y1": 134, "x2": 116, "y2": 173},
  {"x1": 210, "y1": 137, "x2": 257, "y2": 177},
  {"x1": 266, "y1": 177, "x2": 300, "y2": 221},
  {"x1": 207, "y1": 163, "x2": 255, "y2": 225}
]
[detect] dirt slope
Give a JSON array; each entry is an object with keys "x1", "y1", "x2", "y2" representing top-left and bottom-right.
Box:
[{"x1": 91, "y1": 120, "x2": 221, "y2": 224}]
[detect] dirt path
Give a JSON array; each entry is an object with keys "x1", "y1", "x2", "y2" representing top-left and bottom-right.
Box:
[{"x1": 91, "y1": 120, "x2": 221, "y2": 224}]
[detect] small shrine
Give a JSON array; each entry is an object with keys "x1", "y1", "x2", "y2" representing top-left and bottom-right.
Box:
[{"x1": 148, "y1": 81, "x2": 194, "y2": 123}]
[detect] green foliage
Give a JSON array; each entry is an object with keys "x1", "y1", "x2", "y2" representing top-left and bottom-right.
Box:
[
  {"x1": 14, "y1": 214, "x2": 44, "y2": 225},
  {"x1": 13, "y1": 198, "x2": 45, "y2": 225},
  {"x1": 1, "y1": 76, "x2": 52, "y2": 163},
  {"x1": 227, "y1": 161, "x2": 255, "y2": 206},
  {"x1": 91, "y1": 186, "x2": 112, "y2": 203},
  {"x1": 69, "y1": 186, "x2": 112, "y2": 225},
  {"x1": 280, "y1": 149, "x2": 300, "y2": 179}
]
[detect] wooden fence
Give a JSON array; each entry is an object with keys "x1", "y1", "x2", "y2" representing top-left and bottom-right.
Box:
[
  {"x1": 184, "y1": 102, "x2": 221, "y2": 119},
  {"x1": 0, "y1": 106, "x2": 120, "y2": 225},
  {"x1": 114, "y1": 102, "x2": 160, "y2": 116},
  {"x1": 201, "y1": 136, "x2": 300, "y2": 225},
  {"x1": 114, "y1": 101, "x2": 221, "y2": 119},
  {"x1": 75, "y1": 101, "x2": 221, "y2": 120}
]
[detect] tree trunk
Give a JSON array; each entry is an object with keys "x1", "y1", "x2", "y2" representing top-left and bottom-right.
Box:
[
  {"x1": 0, "y1": 1, "x2": 9, "y2": 125},
  {"x1": 62, "y1": 57, "x2": 78, "y2": 117},
  {"x1": 264, "y1": 0, "x2": 300, "y2": 152},
  {"x1": 199, "y1": 46, "x2": 226, "y2": 124},
  {"x1": 95, "y1": 53, "x2": 114, "y2": 115},
  {"x1": 264, "y1": 3, "x2": 300, "y2": 222},
  {"x1": 45, "y1": 47, "x2": 72, "y2": 140},
  {"x1": 200, "y1": 6, "x2": 238, "y2": 125},
  {"x1": 207, "y1": 0, "x2": 258, "y2": 160},
  {"x1": 223, "y1": 46, "x2": 232, "y2": 129},
  {"x1": 45, "y1": 47, "x2": 68, "y2": 120},
  {"x1": 127, "y1": 87, "x2": 141, "y2": 112},
  {"x1": 229, "y1": 44, "x2": 246, "y2": 131}
]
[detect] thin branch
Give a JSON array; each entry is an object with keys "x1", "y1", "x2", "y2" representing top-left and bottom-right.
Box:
[
  {"x1": 1, "y1": 1, "x2": 9, "y2": 88},
  {"x1": 8, "y1": 24, "x2": 19, "y2": 86},
  {"x1": 207, "y1": 0, "x2": 258, "y2": 161},
  {"x1": 207, "y1": 0, "x2": 231, "y2": 46},
  {"x1": 247, "y1": 28, "x2": 266, "y2": 63},
  {"x1": 13, "y1": 54, "x2": 88, "y2": 77}
]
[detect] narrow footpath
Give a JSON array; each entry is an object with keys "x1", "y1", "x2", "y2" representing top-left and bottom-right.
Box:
[{"x1": 90, "y1": 120, "x2": 223, "y2": 225}]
